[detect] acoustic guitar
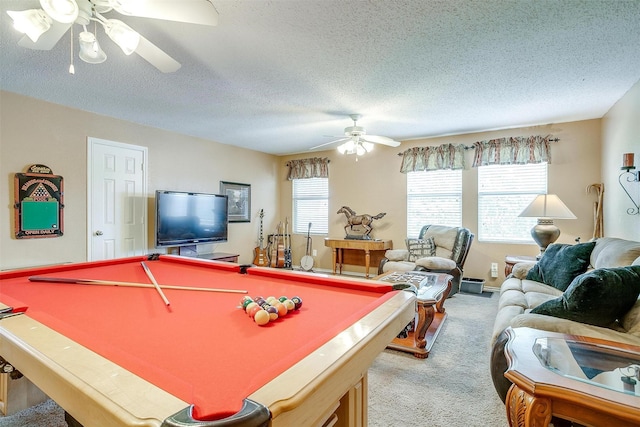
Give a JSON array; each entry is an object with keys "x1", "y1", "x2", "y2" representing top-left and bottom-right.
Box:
[{"x1": 252, "y1": 209, "x2": 269, "y2": 266}]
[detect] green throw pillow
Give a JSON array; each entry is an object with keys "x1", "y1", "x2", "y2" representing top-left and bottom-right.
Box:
[
  {"x1": 525, "y1": 242, "x2": 596, "y2": 291},
  {"x1": 531, "y1": 266, "x2": 640, "y2": 327}
]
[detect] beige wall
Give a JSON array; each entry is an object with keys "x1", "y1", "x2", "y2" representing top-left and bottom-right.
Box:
[
  {"x1": 280, "y1": 120, "x2": 603, "y2": 287},
  {"x1": 2, "y1": 85, "x2": 637, "y2": 280},
  {"x1": 602, "y1": 78, "x2": 640, "y2": 240},
  {"x1": 0, "y1": 91, "x2": 279, "y2": 270}
]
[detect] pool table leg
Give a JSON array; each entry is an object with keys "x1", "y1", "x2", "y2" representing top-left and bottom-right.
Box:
[{"x1": 65, "y1": 411, "x2": 82, "y2": 427}]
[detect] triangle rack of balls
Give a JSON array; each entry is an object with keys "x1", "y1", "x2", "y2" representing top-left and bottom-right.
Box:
[{"x1": 240, "y1": 295, "x2": 303, "y2": 326}]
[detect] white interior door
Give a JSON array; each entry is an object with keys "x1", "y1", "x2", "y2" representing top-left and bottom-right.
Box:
[{"x1": 88, "y1": 138, "x2": 148, "y2": 261}]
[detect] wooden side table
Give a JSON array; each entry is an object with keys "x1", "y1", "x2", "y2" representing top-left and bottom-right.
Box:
[
  {"x1": 503, "y1": 327, "x2": 640, "y2": 427},
  {"x1": 504, "y1": 255, "x2": 537, "y2": 276}
]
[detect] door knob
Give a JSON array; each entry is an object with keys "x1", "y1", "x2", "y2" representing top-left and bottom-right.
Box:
[{"x1": 95, "y1": 230, "x2": 103, "y2": 236}]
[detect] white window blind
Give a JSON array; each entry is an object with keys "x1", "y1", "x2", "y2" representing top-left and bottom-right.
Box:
[
  {"x1": 407, "y1": 169, "x2": 462, "y2": 237},
  {"x1": 477, "y1": 163, "x2": 547, "y2": 243},
  {"x1": 292, "y1": 178, "x2": 328, "y2": 234}
]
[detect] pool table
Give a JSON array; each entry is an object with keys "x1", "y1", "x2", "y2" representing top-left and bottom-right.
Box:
[{"x1": 0, "y1": 255, "x2": 415, "y2": 427}]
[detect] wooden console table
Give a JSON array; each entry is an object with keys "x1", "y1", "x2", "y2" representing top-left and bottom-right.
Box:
[
  {"x1": 504, "y1": 327, "x2": 640, "y2": 427},
  {"x1": 324, "y1": 238, "x2": 392, "y2": 279}
]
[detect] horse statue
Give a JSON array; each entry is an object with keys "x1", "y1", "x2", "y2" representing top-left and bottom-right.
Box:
[{"x1": 337, "y1": 206, "x2": 386, "y2": 239}]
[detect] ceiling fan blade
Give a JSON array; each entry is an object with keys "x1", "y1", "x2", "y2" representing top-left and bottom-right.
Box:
[
  {"x1": 310, "y1": 138, "x2": 350, "y2": 150},
  {"x1": 113, "y1": 0, "x2": 219, "y2": 26},
  {"x1": 134, "y1": 35, "x2": 181, "y2": 73},
  {"x1": 361, "y1": 134, "x2": 401, "y2": 147},
  {"x1": 18, "y1": 21, "x2": 71, "y2": 50}
]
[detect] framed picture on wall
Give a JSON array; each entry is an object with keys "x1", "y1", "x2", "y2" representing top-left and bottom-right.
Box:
[{"x1": 220, "y1": 181, "x2": 251, "y2": 223}]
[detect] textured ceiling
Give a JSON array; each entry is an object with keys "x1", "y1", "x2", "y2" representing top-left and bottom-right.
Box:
[{"x1": 1, "y1": 0, "x2": 640, "y2": 155}]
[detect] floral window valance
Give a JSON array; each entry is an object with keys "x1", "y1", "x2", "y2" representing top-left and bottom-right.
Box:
[
  {"x1": 286, "y1": 157, "x2": 330, "y2": 180},
  {"x1": 472, "y1": 135, "x2": 552, "y2": 167},
  {"x1": 399, "y1": 144, "x2": 466, "y2": 173}
]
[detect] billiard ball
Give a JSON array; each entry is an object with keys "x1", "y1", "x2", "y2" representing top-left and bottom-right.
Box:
[
  {"x1": 245, "y1": 302, "x2": 258, "y2": 313},
  {"x1": 273, "y1": 302, "x2": 287, "y2": 317},
  {"x1": 266, "y1": 306, "x2": 278, "y2": 321},
  {"x1": 283, "y1": 299, "x2": 295, "y2": 311},
  {"x1": 291, "y1": 296, "x2": 302, "y2": 310},
  {"x1": 254, "y1": 309, "x2": 270, "y2": 326}
]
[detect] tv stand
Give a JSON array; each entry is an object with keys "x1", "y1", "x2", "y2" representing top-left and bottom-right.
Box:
[
  {"x1": 198, "y1": 253, "x2": 239, "y2": 263},
  {"x1": 175, "y1": 246, "x2": 239, "y2": 263}
]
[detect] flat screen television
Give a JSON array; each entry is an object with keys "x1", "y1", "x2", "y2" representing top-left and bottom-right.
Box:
[{"x1": 155, "y1": 190, "x2": 229, "y2": 248}]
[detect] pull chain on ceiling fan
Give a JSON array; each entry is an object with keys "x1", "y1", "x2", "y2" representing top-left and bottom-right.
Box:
[
  {"x1": 6, "y1": 0, "x2": 219, "y2": 73},
  {"x1": 310, "y1": 114, "x2": 400, "y2": 157}
]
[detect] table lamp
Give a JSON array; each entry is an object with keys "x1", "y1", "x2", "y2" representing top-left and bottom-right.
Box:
[{"x1": 518, "y1": 194, "x2": 576, "y2": 258}]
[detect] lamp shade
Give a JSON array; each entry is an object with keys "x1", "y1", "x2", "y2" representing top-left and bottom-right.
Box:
[
  {"x1": 39, "y1": 0, "x2": 79, "y2": 24},
  {"x1": 79, "y1": 31, "x2": 107, "y2": 63},
  {"x1": 104, "y1": 19, "x2": 140, "y2": 55},
  {"x1": 518, "y1": 194, "x2": 576, "y2": 219},
  {"x1": 7, "y1": 9, "x2": 52, "y2": 42}
]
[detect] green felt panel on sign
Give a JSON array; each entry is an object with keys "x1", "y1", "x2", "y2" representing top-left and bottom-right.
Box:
[{"x1": 21, "y1": 201, "x2": 59, "y2": 230}]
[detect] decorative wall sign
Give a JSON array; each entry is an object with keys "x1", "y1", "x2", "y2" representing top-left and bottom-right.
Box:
[
  {"x1": 220, "y1": 181, "x2": 251, "y2": 222},
  {"x1": 14, "y1": 164, "x2": 64, "y2": 238}
]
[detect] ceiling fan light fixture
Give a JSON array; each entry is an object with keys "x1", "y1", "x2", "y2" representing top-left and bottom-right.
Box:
[
  {"x1": 104, "y1": 19, "x2": 140, "y2": 55},
  {"x1": 337, "y1": 139, "x2": 358, "y2": 155},
  {"x1": 39, "y1": 0, "x2": 79, "y2": 24},
  {"x1": 7, "y1": 9, "x2": 52, "y2": 42},
  {"x1": 361, "y1": 141, "x2": 374, "y2": 152},
  {"x1": 79, "y1": 31, "x2": 107, "y2": 63}
]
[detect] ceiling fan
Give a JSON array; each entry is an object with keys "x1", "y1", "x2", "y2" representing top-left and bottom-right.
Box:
[
  {"x1": 6, "y1": 0, "x2": 219, "y2": 73},
  {"x1": 311, "y1": 114, "x2": 400, "y2": 156}
]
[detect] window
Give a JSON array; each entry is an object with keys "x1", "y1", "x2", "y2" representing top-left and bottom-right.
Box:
[
  {"x1": 407, "y1": 169, "x2": 462, "y2": 237},
  {"x1": 292, "y1": 177, "x2": 328, "y2": 234},
  {"x1": 477, "y1": 163, "x2": 547, "y2": 243}
]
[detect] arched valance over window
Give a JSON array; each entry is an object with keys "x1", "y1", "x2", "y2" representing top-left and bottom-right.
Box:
[
  {"x1": 399, "y1": 144, "x2": 466, "y2": 173},
  {"x1": 286, "y1": 157, "x2": 330, "y2": 180},
  {"x1": 472, "y1": 135, "x2": 552, "y2": 167}
]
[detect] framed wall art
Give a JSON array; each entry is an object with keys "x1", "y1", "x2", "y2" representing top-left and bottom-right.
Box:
[{"x1": 220, "y1": 181, "x2": 251, "y2": 223}]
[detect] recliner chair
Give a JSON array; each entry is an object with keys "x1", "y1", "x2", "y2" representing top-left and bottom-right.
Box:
[{"x1": 378, "y1": 225, "x2": 474, "y2": 295}]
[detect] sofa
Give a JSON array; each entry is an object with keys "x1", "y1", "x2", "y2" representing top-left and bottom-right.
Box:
[
  {"x1": 378, "y1": 225, "x2": 474, "y2": 296},
  {"x1": 490, "y1": 237, "x2": 640, "y2": 402}
]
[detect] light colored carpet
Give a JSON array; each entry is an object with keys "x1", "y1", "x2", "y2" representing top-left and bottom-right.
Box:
[
  {"x1": 0, "y1": 291, "x2": 506, "y2": 427},
  {"x1": 368, "y1": 290, "x2": 508, "y2": 427},
  {"x1": 0, "y1": 398, "x2": 66, "y2": 427}
]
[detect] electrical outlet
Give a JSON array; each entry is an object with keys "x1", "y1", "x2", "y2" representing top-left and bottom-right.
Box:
[
  {"x1": 490, "y1": 262, "x2": 499, "y2": 278},
  {"x1": 312, "y1": 249, "x2": 317, "y2": 256}
]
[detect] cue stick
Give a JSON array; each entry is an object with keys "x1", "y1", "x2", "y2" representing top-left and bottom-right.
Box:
[
  {"x1": 141, "y1": 261, "x2": 171, "y2": 306},
  {"x1": 28, "y1": 276, "x2": 248, "y2": 294}
]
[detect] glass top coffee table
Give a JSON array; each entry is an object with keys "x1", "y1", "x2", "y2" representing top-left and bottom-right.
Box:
[
  {"x1": 504, "y1": 327, "x2": 640, "y2": 427},
  {"x1": 375, "y1": 271, "x2": 452, "y2": 358}
]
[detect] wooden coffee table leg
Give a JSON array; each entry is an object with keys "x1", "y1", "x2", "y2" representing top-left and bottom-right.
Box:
[
  {"x1": 506, "y1": 384, "x2": 552, "y2": 427},
  {"x1": 435, "y1": 279, "x2": 452, "y2": 313},
  {"x1": 414, "y1": 302, "x2": 436, "y2": 357}
]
